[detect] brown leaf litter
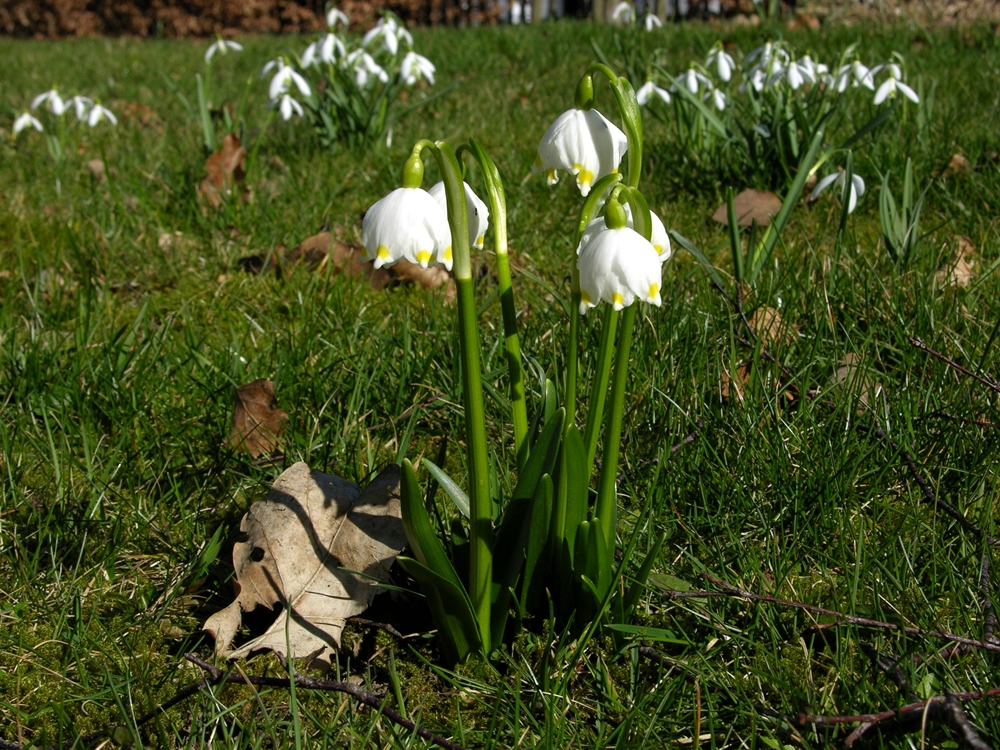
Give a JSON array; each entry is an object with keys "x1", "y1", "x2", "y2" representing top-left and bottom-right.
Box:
[
  {"x1": 228, "y1": 379, "x2": 289, "y2": 458},
  {"x1": 711, "y1": 189, "x2": 783, "y2": 227},
  {"x1": 198, "y1": 133, "x2": 249, "y2": 208},
  {"x1": 936, "y1": 236, "x2": 976, "y2": 288}
]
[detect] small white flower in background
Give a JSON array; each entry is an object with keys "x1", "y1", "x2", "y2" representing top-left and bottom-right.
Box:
[
  {"x1": 428, "y1": 181, "x2": 490, "y2": 249},
  {"x1": 578, "y1": 220, "x2": 662, "y2": 315},
  {"x1": 706, "y1": 87, "x2": 726, "y2": 111},
  {"x1": 810, "y1": 170, "x2": 865, "y2": 214},
  {"x1": 68, "y1": 95, "x2": 93, "y2": 120},
  {"x1": 644, "y1": 13, "x2": 662, "y2": 30},
  {"x1": 396, "y1": 25, "x2": 414, "y2": 48},
  {"x1": 783, "y1": 58, "x2": 812, "y2": 90},
  {"x1": 363, "y1": 15, "x2": 406, "y2": 55},
  {"x1": 326, "y1": 6, "x2": 349, "y2": 28},
  {"x1": 31, "y1": 89, "x2": 68, "y2": 115},
  {"x1": 302, "y1": 41, "x2": 320, "y2": 67},
  {"x1": 273, "y1": 94, "x2": 304, "y2": 120},
  {"x1": 265, "y1": 60, "x2": 311, "y2": 100},
  {"x1": 362, "y1": 187, "x2": 453, "y2": 270},
  {"x1": 86, "y1": 103, "x2": 117, "y2": 126},
  {"x1": 13, "y1": 112, "x2": 43, "y2": 135},
  {"x1": 706, "y1": 46, "x2": 735, "y2": 82},
  {"x1": 205, "y1": 39, "x2": 243, "y2": 63},
  {"x1": 345, "y1": 50, "x2": 389, "y2": 88},
  {"x1": 400, "y1": 51, "x2": 435, "y2": 86},
  {"x1": 534, "y1": 108, "x2": 629, "y2": 197},
  {"x1": 303, "y1": 34, "x2": 346, "y2": 67},
  {"x1": 852, "y1": 60, "x2": 876, "y2": 90},
  {"x1": 636, "y1": 81, "x2": 671, "y2": 105},
  {"x1": 742, "y1": 67, "x2": 766, "y2": 93},
  {"x1": 873, "y1": 63, "x2": 918, "y2": 105},
  {"x1": 611, "y1": 1, "x2": 634, "y2": 23},
  {"x1": 578, "y1": 203, "x2": 671, "y2": 261}
]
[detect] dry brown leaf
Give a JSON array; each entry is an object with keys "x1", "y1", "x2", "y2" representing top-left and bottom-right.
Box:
[
  {"x1": 87, "y1": 159, "x2": 106, "y2": 183},
  {"x1": 827, "y1": 353, "x2": 884, "y2": 408},
  {"x1": 392, "y1": 260, "x2": 453, "y2": 292},
  {"x1": 116, "y1": 100, "x2": 161, "y2": 129},
  {"x1": 936, "y1": 236, "x2": 977, "y2": 288},
  {"x1": 711, "y1": 189, "x2": 783, "y2": 227},
  {"x1": 750, "y1": 306, "x2": 796, "y2": 347},
  {"x1": 228, "y1": 379, "x2": 288, "y2": 458},
  {"x1": 203, "y1": 462, "x2": 406, "y2": 664},
  {"x1": 286, "y1": 231, "x2": 393, "y2": 289},
  {"x1": 946, "y1": 153, "x2": 971, "y2": 177},
  {"x1": 198, "y1": 134, "x2": 248, "y2": 208},
  {"x1": 720, "y1": 362, "x2": 751, "y2": 402}
]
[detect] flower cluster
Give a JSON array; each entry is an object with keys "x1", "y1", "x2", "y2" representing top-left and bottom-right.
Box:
[{"x1": 13, "y1": 88, "x2": 116, "y2": 136}]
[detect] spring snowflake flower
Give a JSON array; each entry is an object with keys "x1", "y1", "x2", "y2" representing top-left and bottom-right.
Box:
[
  {"x1": 345, "y1": 50, "x2": 389, "y2": 88},
  {"x1": 86, "y1": 104, "x2": 117, "y2": 126},
  {"x1": 578, "y1": 203, "x2": 671, "y2": 261},
  {"x1": 13, "y1": 112, "x2": 43, "y2": 135},
  {"x1": 362, "y1": 187, "x2": 453, "y2": 270},
  {"x1": 873, "y1": 63, "x2": 919, "y2": 105},
  {"x1": 611, "y1": 2, "x2": 634, "y2": 23},
  {"x1": 205, "y1": 39, "x2": 243, "y2": 63},
  {"x1": 400, "y1": 52, "x2": 435, "y2": 86},
  {"x1": 327, "y1": 7, "x2": 349, "y2": 28},
  {"x1": 263, "y1": 59, "x2": 312, "y2": 100},
  {"x1": 31, "y1": 89, "x2": 68, "y2": 115},
  {"x1": 428, "y1": 181, "x2": 489, "y2": 249},
  {"x1": 577, "y1": 214, "x2": 663, "y2": 315},
  {"x1": 706, "y1": 46, "x2": 735, "y2": 82},
  {"x1": 810, "y1": 170, "x2": 865, "y2": 214},
  {"x1": 636, "y1": 81, "x2": 671, "y2": 105},
  {"x1": 534, "y1": 108, "x2": 629, "y2": 197},
  {"x1": 644, "y1": 13, "x2": 662, "y2": 30}
]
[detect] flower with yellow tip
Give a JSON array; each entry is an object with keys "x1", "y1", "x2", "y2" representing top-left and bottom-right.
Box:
[
  {"x1": 534, "y1": 106, "x2": 628, "y2": 197},
  {"x1": 428, "y1": 181, "x2": 489, "y2": 250},
  {"x1": 577, "y1": 197, "x2": 662, "y2": 315},
  {"x1": 579, "y1": 202, "x2": 671, "y2": 262}
]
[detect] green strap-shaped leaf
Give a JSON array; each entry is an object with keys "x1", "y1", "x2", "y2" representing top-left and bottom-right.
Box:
[
  {"x1": 562, "y1": 425, "x2": 588, "y2": 559},
  {"x1": 396, "y1": 556, "x2": 481, "y2": 664},
  {"x1": 619, "y1": 532, "x2": 666, "y2": 622},
  {"x1": 587, "y1": 520, "x2": 612, "y2": 601},
  {"x1": 422, "y1": 458, "x2": 470, "y2": 518},
  {"x1": 520, "y1": 473, "x2": 553, "y2": 613},
  {"x1": 399, "y1": 459, "x2": 466, "y2": 596}
]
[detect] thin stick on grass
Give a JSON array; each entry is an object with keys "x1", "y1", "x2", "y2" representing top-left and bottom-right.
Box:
[
  {"x1": 909, "y1": 337, "x2": 1000, "y2": 395},
  {"x1": 796, "y1": 686, "x2": 1000, "y2": 731}
]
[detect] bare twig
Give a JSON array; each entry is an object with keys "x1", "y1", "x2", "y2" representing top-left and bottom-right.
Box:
[
  {"x1": 918, "y1": 411, "x2": 1000, "y2": 430},
  {"x1": 981, "y1": 552, "x2": 998, "y2": 645},
  {"x1": 945, "y1": 693, "x2": 995, "y2": 750},
  {"x1": 798, "y1": 685, "x2": 1000, "y2": 726},
  {"x1": 910, "y1": 337, "x2": 1000, "y2": 395},
  {"x1": 346, "y1": 616, "x2": 412, "y2": 640},
  {"x1": 859, "y1": 641, "x2": 911, "y2": 698}
]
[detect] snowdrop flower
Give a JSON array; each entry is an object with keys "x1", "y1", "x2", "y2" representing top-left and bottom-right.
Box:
[
  {"x1": 303, "y1": 34, "x2": 346, "y2": 67},
  {"x1": 68, "y1": 95, "x2": 93, "y2": 120},
  {"x1": 706, "y1": 46, "x2": 735, "y2": 82},
  {"x1": 428, "y1": 181, "x2": 489, "y2": 249},
  {"x1": 400, "y1": 51, "x2": 435, "y2": 86},
  {"x1": 636, "y1": 81, "x2": 671, "y2": 105},
  {"x1": 205, "y1": 39, "x2": 242, "y2": 63},
  {"x1": 273, "y1": 94, "x2": 304, "y2": 120},
  {"x1": 31, "y1": 89, "x2": 67, "y2": 115},
  {"x1": 346, "y1": 50, "x2": 389, "y2": 88},
  {"x1": 327, "y1": 6, "x2": 349, "y2": 28},
  {"x1": 851, "y1": 60, "x2": 876, "y2": 90},
  {"x1": 644, "y1": 13, "x2": 662, "y2": 30},
  {"x1": 784, "y1": 58, "x2": 809, "y2": 89},
  {"x1": 86, "y1": 103, "x2": 117, "y2": 126},
  {"x1": 810, "y1": 170, "x2": 865, "y2": 214},
  {"x1": 362, "y1": 187, "x2": 453, "y2": 270},
  {"x1": 611, "y1": 1, "x2": 634, "y2": 23},
  {"x1": 534, "y1": 107, "x2": 629, "y2": 197},
  {"x1": 579, "y1": 202, "x2": 671, "y2": 261},
  {"x1": 873, "y1": 64, "x2": 918, "y2": 105},
  {"x1": 577, "y1": 199, "x2": 662, "y2": 315},
  {"x1": 13, "y1": 112, "x2": 43, "y2": 135},
  {"x1": 679, "y1": 67, "x2": 712, "y2": 95},
  {"x1": 363, "y1": 15, "x2": 407, "y2": 55},
  {"x1": 706, "y1": 87, "x2": 726, "y2": 111},
  {"x1": 265, "y1": 60, "x2": 311, "y2": 100}
]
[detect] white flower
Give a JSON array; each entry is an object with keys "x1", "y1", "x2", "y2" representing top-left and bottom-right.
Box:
[
  {"x1": 303, "y1": 34, "x2": 346, "y2": 67},
  {"x1": 852, "y1": 60, "x2": 876, "y2": 90},
  {"x1": 327, "y1": 7, "x2": 349, "y2": 28},
  {"x1": 397, "y1": 26, "x2": 414, "y2": 48},
  {"x1": 578, "y1": 223, "x2": 663, "y2": 315},
  {"x1": 362, "y1": 188, "x2": 453, "y2": 270},
  {"x1": 273, "y1": 94, "x2": 304, "y2": 120},
  {"x1": 31, "y1": 89, "x2": 67, "y2": 115},
  {"x1": 86, "y1": 104, "x2": 117, "y2": 126},
  {"x1": 345, "y1": 50, "x2": 389, "y2": 88},
  {"x1": 205, "y1": 39, "x2": 242, "y2": 63},
  {"x1": 428, "y1": 181, "x2": 489, "y2": 249},
  {"x1": 68, "y1": 95, "x2": 93, "y2": 120},
  {"x1": 400, "y1": 51, "x2": 435, "y2": 86},
  {"x1": 706, "y1": 47, "x2": 735, "y2": 82},
  {"x1": 783, "y1": 58, "x2": 817, "y2": 90},
  {"x1": 534, "y1": 108, "x2": 629, "y2": 197},
  {"x1": 266, "y1": 61, "x2": 311, "y2": 100},
  {"x1": 682, "y1": 67, "x2": 709, "y2": 94},
  {"x1": 13, "y1": 112, "x2": 43, "y2": 135},
  {"x1": 873, "y1": 65, "x2": 918, "y2": 105},
  {"x1": 644, "y1": 13, "x2": 662, "y2": 30},
  {"x1": 636, "y1": 81, "x2": 671, "y2": 105},
  {"x1": 579, "y1": 203, "x2": 671, "y2": 261},
  {"x1": 611, "y1": 1, "x2": 634, "y2": 23},
  {"x1": 363, "y1": 15, "x2": 405, "y2": 55},
  {"x1": 810, "y1": 170, "x2": 866, "y2": 214},
  {"x1": 706, "y1": 87, "x2": 726, "y2": 111}
]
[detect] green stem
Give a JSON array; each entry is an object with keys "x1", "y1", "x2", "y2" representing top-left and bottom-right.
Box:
[
  {"x1": 567, "y1": 271, "x2": 580, "y2": 428},
  {"x1": 583, "y1": 305, "x2": 618, "y2": 471},
  {"x1": 594, "y1": 304, "x2": 636, "y2": 553}
]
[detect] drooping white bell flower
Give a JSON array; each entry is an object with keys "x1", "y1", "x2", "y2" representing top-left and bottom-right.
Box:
[
  {"x1": 706, "y1": 47, "x2": 735, "y2": 82},
  {"x1": 577, "y1": 205, "x2": 663, "y2": 315},
  {"x1": 810, "y1": 170, "x2": 866, "y2": 214},
  {"x1": 86, "y1": 104, "x2": 117, "y2": 126},
  {"x1": 636, "y1": 81, "x2": 671, "y2": 106},
  {"x1": 400, "y1": 52, "x2": 435, "y2": 86},
  {"x1": 534, "y1": 108, "x2": 628, "y2": 197},
  {"x1": 362, "y1": 187, "x2": 453, "y2": 270},
  {"x1": 345, "y1": 50, "x2": 389, "y2": 88},
  {"x1": 705, "y1": 87, "x2": 726, "y2": 111},
  {"x1": 578, "y1": 202, "x2": 671, "y2": 262},
  {"x1": 852, "y1": 60, "x2": 876, "y2": 90},
  {"x1": 681, "y1": 67, "x2": 710, "y2": 94},
  {"x1": 68, "y1": 95, "x2": 93, "y2": 121},
  {"x1": 273, "y1": 94, "x2": 304, "y2": 120},
  {"x1": 611, "y1": 1, "x2": 634, "y2": 23},
  {"x1": 363, "y1": 15, "x2": 401, "y2": 55},
  {"x1": 644, "y1": 13, "x2": 662, "y2": 30},
  {"x1": 428, "y1": 181, "x2": 489, "y2": 249},
  {"x1": 205, "y1": 39, "x2": 243, "y2": 63},
  {"x1": 13, "y1": 112, "x2": 43, "y2": 135},
  {"x1": 264, "y1": 59, "x2": 312, "y2": 100},
  {"x1": 321, "y1": 33, "x2": 346, "y2": 62},
  {"x1": 873, "y1": 64, "x2": 919, "y2": 105},
  {"x1": 327, "y1": 7, "x2": 349, "y2": 28},
  {"x1": 31, "y1": 89, "x2": 68, "y2": 116}
]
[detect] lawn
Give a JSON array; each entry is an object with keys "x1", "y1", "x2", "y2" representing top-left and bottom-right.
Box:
[{"x1": 3, "y1": 16, "x2": 1000, "y2": 749}]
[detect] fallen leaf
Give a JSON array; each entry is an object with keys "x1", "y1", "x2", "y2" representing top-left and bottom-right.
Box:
[
  {"x1": 228, "y1": 379, "x2": 289, "y2": 458},
  {"x1": 87, "y1": 159, "x2": 106, "y2": 183},
  {"x1": 116, "y1": 100, "x2": 160, "y2": 129},
  {"x1": 712, "y1": 189, "x2": 783, "y2": 227},
  {"x1": 936, "y1": 236, "x2": 976, "y2": 288},
  {"x1": 827, "y1": 353, "x2": 883, "y2": 408},
  {"x1": 286, "y1": 231, "x2": 392, "y2": 289},
  {"x1": 392, "y1": 260, "x2": 453, "y2": 293},
  {"x1": 198, "y1": 134, "x2": 248, "y2": 209},
  {"x1": 720, "y1": 362, "x2": 751, "y2": 402},
  {"x1": 203, "y1": 462, "x2": 406, "y2": 664},
  {"x1": 750, "y1": 306, "x2": 796, "y2": 347},
  {"x1": 946, "y1": 153, "x2": 970, "y2": 177}
]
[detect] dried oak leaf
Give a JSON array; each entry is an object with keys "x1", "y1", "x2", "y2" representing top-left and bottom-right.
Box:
[
  {"x1": 203, "y1": 462, "x2": 405, "y2": 664},
  {"x1": 198, "y1": 134, "x2": 248, "y2": 209},
  {"x1": 228, "y1": 379, "x2": 289, "y2": 458},
  {"x1": 936, "y1": 236, "x2": 976, "y2": 288},
  {"x1": 712, "y1": 189, "x2": 783, "y2": 227}
]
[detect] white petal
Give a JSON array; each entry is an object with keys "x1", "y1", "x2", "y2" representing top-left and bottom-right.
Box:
[
  {"x1": 383, "y1": 30, "x2": 398, "y2": 55},
  {"x1": 897, "y1": 81, "x2": 919, "y2": 103},
  {"x1": 578, "y1": 226, "x2": 661, "y2": 314},
  {"x1": 290, "y1": 70, "x2": 311, "y2": 97},
  {"x1": 535, "y1": 108, "x2": 628, "y2": 197},
  {"x1": 810, "y1": 172, "x2": 841, "y2": 201},
  {"x1": 873, "y1": 78, "x2": 893, "y2": 105},
  {"x1": 13, "y1": 112, "x2": 43, "y2": 134},
  {"x1": 362, "y1": 188, "x2": 453, "y2": 270},
  {"x1": 851, "y1": 174, "x2": 866, "y2": 198},
  {"x1": 636, "y1": 81, "x2": 654, "y2": 105},
  {"x1": 428, "y1": 181, "x2": 490, "y2": 249}
]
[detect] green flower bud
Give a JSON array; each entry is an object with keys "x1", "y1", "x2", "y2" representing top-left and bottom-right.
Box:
[
  {"x1": 575, "y1": 74, "x2": 595, "y2": 111},
  {"x1": 401, "y1": 154, "x2": 424, "y2": 189}
]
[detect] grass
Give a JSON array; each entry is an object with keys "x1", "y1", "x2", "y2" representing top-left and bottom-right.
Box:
[{"x1": 2, "y1": 16, "x2": 1000, "y2": 749}]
